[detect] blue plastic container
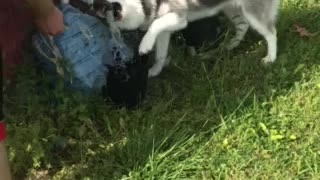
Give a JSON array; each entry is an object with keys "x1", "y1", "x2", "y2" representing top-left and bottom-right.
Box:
[{"x1": 32, "y1": 4, "x2": 133, "y2": 93}]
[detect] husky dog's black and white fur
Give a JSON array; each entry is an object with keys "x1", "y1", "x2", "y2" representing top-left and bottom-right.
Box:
[{"x1": 92, "y1": 0, "x2": 281, "y2": 77}]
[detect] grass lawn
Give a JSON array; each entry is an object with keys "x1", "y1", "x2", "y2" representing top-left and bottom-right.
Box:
[{"x1": 4, "y1": 0, "x2": 320, "y2": 179}]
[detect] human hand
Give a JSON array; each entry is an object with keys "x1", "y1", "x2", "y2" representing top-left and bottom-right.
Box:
[{"x1": 34, "y1": 7, "x2": 64, "y2": 35}]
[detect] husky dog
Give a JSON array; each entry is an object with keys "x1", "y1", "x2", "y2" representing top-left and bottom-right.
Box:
[{"x1": 97, "y1": 0, "x2": 281, "y2": 77}]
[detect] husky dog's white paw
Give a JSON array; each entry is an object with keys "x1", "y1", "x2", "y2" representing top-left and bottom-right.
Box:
[
  {"x1": 139, "y1": 33, "x2": 156, "y2": 55},
  {"x1": 148, "y1": 65, "x2": 163, "y2": 77},
  {"x1": 261, "y1": 56, "x2": 275, "y2": 64}
]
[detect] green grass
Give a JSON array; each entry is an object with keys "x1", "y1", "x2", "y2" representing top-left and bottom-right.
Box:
[{"x1": 5, "y1": 0, "x2": 320, "y2": 179}]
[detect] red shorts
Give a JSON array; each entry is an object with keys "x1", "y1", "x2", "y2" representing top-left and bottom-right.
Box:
[
  {"x1": 1, "y1": 0, "x2": 33, "y2": 141},
  {"x1": 0, "y1": 0, "x2": 33, "y2": 79},
  {"x1": 0, "y1": 122, "x2": 5, "y2": 141}
]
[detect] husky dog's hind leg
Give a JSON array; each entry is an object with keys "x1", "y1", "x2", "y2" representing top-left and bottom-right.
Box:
[
  {"x1": 241, "y1": 0, "x2": 279, "y2": 63},
  {"x1": 223, "y1": 5, "x2": 250, "y2": 50}
]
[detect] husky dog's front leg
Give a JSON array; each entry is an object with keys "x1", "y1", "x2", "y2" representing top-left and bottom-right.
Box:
[
  {"x1": 139, "y1": 12, "x2": 187, "y2": 55},
  {"x1": 148, "y1": 32, "x2": 171, "y2": 77}
]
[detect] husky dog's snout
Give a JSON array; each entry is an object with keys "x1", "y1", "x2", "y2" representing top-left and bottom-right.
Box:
[{"x1": 111, "y1": 2, "x2": 122, "y2": 21}]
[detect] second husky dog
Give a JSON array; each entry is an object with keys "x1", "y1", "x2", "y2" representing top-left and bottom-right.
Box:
[{"x1": 105, "y1": 0, "x2": 280, "y2": 77}]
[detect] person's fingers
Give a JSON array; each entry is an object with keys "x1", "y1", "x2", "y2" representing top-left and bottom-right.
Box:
[
  {"x1": 50, "y1": 8, "x2": 64, "y2": 35},
  {"x1": 34, "y1": 7, "x2": 64, "y2": 35}
]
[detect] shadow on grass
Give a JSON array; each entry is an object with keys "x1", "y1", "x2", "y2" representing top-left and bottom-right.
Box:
[{"x1": 5, "y1": 4, "x2": 320, "y2": 179}]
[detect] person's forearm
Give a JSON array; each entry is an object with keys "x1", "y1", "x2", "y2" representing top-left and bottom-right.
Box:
[{"x1": 24, "y1": 0, "x2": 55, "y2": 19}]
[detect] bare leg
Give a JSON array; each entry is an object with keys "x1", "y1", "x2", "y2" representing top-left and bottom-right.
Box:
[{"x1": 0, "y1": 141, "x2": 12, "y2": 180}]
